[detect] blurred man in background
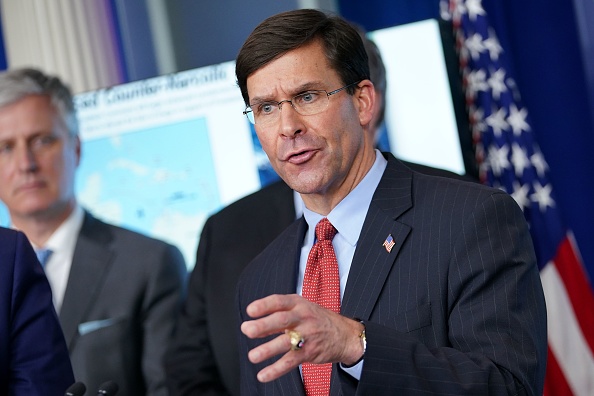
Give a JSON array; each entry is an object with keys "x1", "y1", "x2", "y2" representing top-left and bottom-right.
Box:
[
  {"x1": 0, "y1": 226, "x2": 74, "y2": 395},
  {"x1": 0, "y1": 68, "x2": 187, "y2": 396},
  {"x1": 164, "y1": 23, "x2": 472, "y2": 396}
]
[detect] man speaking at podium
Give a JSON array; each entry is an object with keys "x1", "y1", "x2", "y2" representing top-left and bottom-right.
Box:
[{"x1": 235, "y1": 9, "x2": 547, "y2": 395}]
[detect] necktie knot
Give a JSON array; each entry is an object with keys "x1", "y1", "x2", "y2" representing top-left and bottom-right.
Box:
[
  {"x1": 35, "y1": 248, "x2": 53, "y2": 268},
  {"x1": 315, "y1": 218, "x2": 337, "y2": 242}
]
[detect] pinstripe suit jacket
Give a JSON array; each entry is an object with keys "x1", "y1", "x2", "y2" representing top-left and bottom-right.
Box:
[{"x1": 237, "y1": 153, "x2": 547, "y2": 395}]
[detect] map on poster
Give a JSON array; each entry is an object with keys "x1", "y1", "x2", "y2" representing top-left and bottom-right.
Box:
[
  {"x1": 76, "y1": 118, "x2": 220, "y2": 264},
  {"x1": 72, "y1": 61, "x2": 263, "y2": 268}
]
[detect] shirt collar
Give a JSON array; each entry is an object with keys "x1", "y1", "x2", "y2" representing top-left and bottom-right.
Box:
[
  {"x1": 45, "y1": 204, "x2": 85, "y2": 255},
  {"x1": 303, "y1": 150, "x2": 387, "y2": 246}
]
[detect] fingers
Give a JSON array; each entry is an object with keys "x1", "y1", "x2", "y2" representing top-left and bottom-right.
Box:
[
  {"x1": 242, "y1": 310, "x2": 297, "y2": 339},
  {"x1": 242, "y1": 294, "x2": 302, "y2": 339},
  {"x1": 247, "y1": 331, "x2": 307, "y2": 383},
  {"x1": 250, "y1": 332, "x2": 309, "y2": 383},
  {"x1": 257, "y1": 350, "x2": 303, "y2": 383},
  {"x1": 246, "y1": 294, "x2": 298, "y2": 319},
  {"x1": 248, "y1": 332, "x2": 295, "y2": 364},
  {"x1": 241, "y1": 294, "x2": 363, "y2": 383}
]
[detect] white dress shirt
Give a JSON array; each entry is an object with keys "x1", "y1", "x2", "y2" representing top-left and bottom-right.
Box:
[{"x1": 34, "y1": 205, "x2": 84, "y2": 313}]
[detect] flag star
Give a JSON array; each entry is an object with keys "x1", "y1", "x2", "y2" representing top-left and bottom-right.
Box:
[
  {"x1": 486, "y1": 107, "x2": 509, "y2": 136},
  {"x1": 488, "y1": 143, "x2": 510, "y2": 176},
  {"x1": 531, "y1": 182, "x2": 555, "y2": 212},
  {"x1": 488, "y1": 68, "x2": 507, "y2": 100},
  {"x1": 531, "y1": 151, "x2": 549, "y2": 177},
  {"x1": 440, "y1": 0, "x2": 463, "y2": 21},
  {"x1": 439, "y1": 1, "x2": 451, "y2": 20},
  {"x1": 465, "y1": 33, "x2": 486, "y2": 60},
  {"x1": 470, "y1": 107, "x2": 487, "y2": 134},
  {"x1": 466, "y1": 68, "x2": 488, "y2": 98},
  {"x1": 483, "y1": 29, "x2": 503, "y2": 61},
  {"x1": 510, "y1": 143, "x2": 530, "y2": 177},
  {"x1": 507, "y1": 104, "x2": 530, "y2": 136},
  {"x1": 505, "y1": 77, "x2": 523, "y2": 102},
  {"x1": 511, "y1": 181, "x2": 531, "y2": 210},
  {"x1": 466, "y1": 0, "x2": 486, "y2": 21}
]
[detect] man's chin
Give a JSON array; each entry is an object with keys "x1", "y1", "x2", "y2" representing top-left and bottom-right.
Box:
[
  {"x1": 283, "y1": 176, "x2": 325, "y2": 196},
  {"x1": 10, "y1": 201, "x2": 58, "y2": 220}
]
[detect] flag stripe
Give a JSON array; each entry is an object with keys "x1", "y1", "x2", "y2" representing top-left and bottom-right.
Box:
[
  {"x1": 541, "y1": 260, "x2": 594, "y2": 396},
  {"x1": 544, "y1": 347, "x2": 573, "y2": 396},
  {"x1": 553, "y1": 235, "x2": 594, "y2": 353}
]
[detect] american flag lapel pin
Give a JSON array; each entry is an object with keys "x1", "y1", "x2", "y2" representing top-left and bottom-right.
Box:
[{"x1": 382, "y1": 234, "x2": 395, "y2": 253}]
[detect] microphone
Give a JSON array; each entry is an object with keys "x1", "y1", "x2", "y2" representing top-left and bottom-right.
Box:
[
  {"x1": 97, "y1": 380, "x2": 119, "y2": 395},
  {"x1": 65, "y1": 381, "x2": 86, "y2": 396}
]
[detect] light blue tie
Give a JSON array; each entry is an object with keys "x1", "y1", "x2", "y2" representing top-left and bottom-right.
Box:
[{"x1": 35, "y1": 248, "x2": 53, "y2": 268}]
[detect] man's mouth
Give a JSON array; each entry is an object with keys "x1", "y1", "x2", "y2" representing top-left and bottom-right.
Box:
[
  {"x1": 16, "y1": 180, "x2": 45, "y2": 193},
  {"x1": 285, "y1": 149, "x2": 317, "y2": 165}
]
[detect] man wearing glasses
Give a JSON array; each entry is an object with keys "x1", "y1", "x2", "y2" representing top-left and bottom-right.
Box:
[
  {"x1": 242, "y1": 81, "x2": 360, "y2": 125},
  {"x1": 235, "y1": 9, "x2": 547, "y2": 395}
]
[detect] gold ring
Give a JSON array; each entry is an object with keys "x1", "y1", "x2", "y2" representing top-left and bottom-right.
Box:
[{"x1": 287, "y1": 330, "x2": 304, "y2": 351}]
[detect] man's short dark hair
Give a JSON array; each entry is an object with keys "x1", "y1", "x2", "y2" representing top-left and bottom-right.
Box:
[{"x1": 235, "y1": 9, "x2": 370, "y2": 105}]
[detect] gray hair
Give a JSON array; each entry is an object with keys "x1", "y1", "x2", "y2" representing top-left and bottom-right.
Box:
[{"x1": 0, "y1": 68, "x2": 79, "y2": 137}]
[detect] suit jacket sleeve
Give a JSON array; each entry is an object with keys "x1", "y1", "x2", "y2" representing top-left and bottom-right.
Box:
[
  {"x1": 347, "y1": 191, "x2": 546, "y2": 395},
  {"x1": 3, "y1": 230, "x2": 74, "y2": 395}
]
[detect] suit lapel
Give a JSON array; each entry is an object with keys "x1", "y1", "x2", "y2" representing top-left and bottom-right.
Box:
[
  {"x1": 272, "y1": 218, "x2": 308, "y2": 396},
  {"x1": 59, "y1": 213, "x2": 115, "y2": 349},
  {"x1": 342, "y1": 155, "x2": 413, "y2": 321},
  {"x1": 271, "y1": 217, "x2": 307, "y2": 295}
]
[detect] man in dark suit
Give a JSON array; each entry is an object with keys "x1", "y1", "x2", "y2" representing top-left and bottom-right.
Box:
[
  {"x1": 164, "y1": 23, "x2": 475, "y2": 396},
  {"x1": 0, "y1": 68, "x2": 187, "y2": 395},
  {"x1": 0, "y1": 227, "x2": 75, "y2": 395},
  {"x1": 233, "y1": 9, "x2": 547, "y2": 395}
]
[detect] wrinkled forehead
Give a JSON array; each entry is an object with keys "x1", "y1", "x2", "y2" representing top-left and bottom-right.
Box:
[{"x1": 246, "y1": 41, "x2": 341, "y2": 103}]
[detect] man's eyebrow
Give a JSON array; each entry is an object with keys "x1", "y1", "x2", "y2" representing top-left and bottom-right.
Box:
[{"x1": 249, "y1": 81, "x2": 324, "y2": 105}]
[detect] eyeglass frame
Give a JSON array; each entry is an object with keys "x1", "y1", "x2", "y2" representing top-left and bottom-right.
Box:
[{"x1": 242, "y1": 81, "x2": 362, "y2": 125}]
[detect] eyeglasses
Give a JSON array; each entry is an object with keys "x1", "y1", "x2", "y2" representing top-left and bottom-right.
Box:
[{"x1": 243, "y1": 81, "x2": 361, "y2": 126}]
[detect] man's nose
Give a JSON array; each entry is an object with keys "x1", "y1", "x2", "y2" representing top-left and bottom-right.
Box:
[
  {"x1": 16, "y1": 144, "x2": 39, "y2": 172},
  {"x1": 278, "y1": 101, "x2": 303, "y2": 138}
]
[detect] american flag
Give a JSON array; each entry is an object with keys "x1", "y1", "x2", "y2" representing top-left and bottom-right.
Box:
[
  {"x1": 442, "y1": 1, "x2": 594, "y2": 394},
  {"x1": 383, "y1": 234, "x2": 395, "y2": 253}
]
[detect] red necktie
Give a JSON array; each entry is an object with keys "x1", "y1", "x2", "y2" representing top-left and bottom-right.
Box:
[{"x1": 301, "y1": 218, "x2": 340, "y2": 396}]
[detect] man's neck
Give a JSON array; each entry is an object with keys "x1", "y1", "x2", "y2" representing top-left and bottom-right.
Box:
[
  {"x1": 11, "y1": 202, "x2": 76, "y2": 247},
  {"x1": 301, "y1": 147, "x2": 377, "y2": 216}
]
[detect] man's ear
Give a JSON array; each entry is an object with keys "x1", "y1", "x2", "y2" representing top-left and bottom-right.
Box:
[
  {"x1": 355, "y1": 79, "x2": 376, "y2": 127},
  {"x1": 74, "y1": 135, "x2": 81, "y2": 167}
]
